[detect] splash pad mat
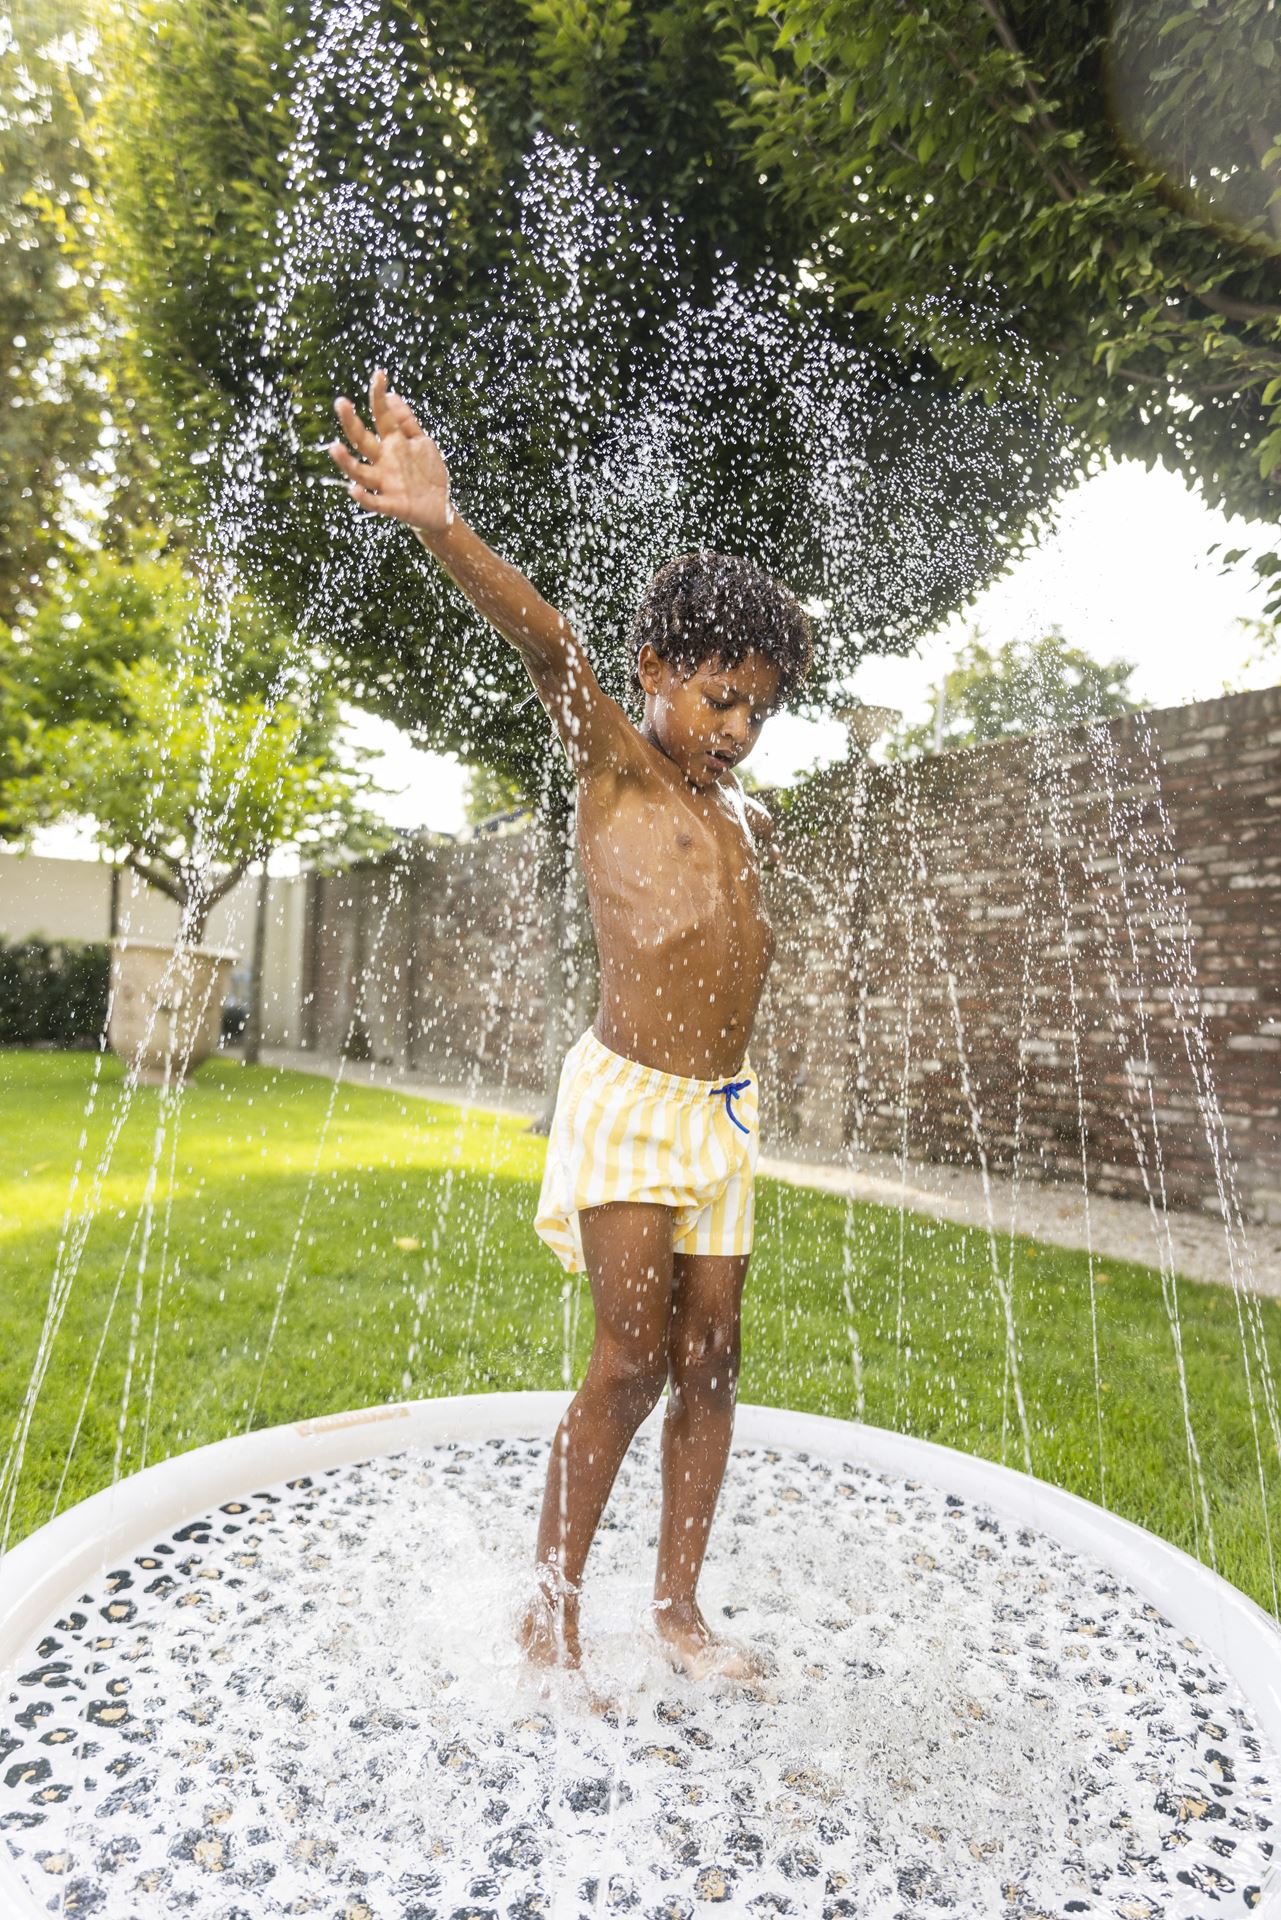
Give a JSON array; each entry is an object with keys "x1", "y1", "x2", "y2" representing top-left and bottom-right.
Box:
[{"x1": 2, "y1": 1394, "x2": 1279, "y2": 1918}]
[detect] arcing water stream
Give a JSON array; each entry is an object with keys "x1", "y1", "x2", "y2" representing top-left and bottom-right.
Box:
[{"x1": 1, "y1": 3, "x2": 1278, "y2": 1914}]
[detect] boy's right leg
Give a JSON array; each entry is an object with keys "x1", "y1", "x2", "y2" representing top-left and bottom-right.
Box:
[{"x1": 519, "y1": 1201, "x2": 674, "y2": 1669}]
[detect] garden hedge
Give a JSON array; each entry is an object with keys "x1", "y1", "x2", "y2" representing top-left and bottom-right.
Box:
[{"x1": 0, "y1": 937, "x2": 109, "y2": 1049}]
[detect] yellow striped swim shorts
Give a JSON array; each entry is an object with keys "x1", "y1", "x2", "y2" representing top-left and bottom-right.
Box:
[{"x1": 533, "y1": 1027, "x2": 760, "y2": 1274}]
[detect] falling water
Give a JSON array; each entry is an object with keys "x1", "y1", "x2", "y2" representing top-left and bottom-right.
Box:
[{"x1": 1, "y1": 1, "x2": 1278, "y2": 1913}]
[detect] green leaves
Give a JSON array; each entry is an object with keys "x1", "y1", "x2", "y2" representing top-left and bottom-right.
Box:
[
  {"x1": 1255, "y1": 427, "x2": 1281, "y2": 481},
  {"x1": 83, "y1": 0, "x2": 820, "y2": 782},
  {"x1": 713, "y1": 0, "x2": 1281, "y2": 610},
  {"x1": 0, "y1": 547, "x2": 391, "y2": 916},
  {"x1": 887, "y1": 629, "x2": 1141, "y2": 761},
  {"x1": 69, "y1": 0, "x2": 1281, "y2": 736},
  {"x1": 0, "y1": 0, "x2": 140, "y2": 628}
]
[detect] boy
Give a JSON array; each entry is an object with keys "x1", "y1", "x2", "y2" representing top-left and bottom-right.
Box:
[{"x1": 330, "y1": 371, "x2": 812, "y2": 1683}]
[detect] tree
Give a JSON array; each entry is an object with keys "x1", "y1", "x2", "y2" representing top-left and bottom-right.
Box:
[
  {"x1": 1223, "y1": 617, "x2": 1280, "y2": 693},
  {"x1": 887, "y1": 630, "x2": 1140, "y2": 759},
  {"x1": 463, "y1": 764, "x2": 532, "y2": 830},
  {"x1": 1, "y1": 547, "x2": 392, "y2": 940},
  {"x1": 1, "y1": 0, "x2": 107, "y2": 625},
  {"x1": 712, "y1": 0, "x2": 1281, "y2": 615},
  {"x1": 0, "y1": 537, "x2": 335, "y2": 831},
  {"x1": 83, "y1": 0, "x2": 1072, "y2": 798},
  {"x1": 0, "y1": 1, "x2": 157, "y2": 626},
  {"x1": 78, "y1": 0, "x2": 1084, "y2": 1116}
]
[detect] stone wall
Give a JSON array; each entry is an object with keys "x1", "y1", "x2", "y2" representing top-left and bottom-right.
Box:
[
  {"x1": 299, "y1": 687, "x2": 1281, "y2": 1221},
  {"x1": 301, "y1": 836, "x2": 564, "y2": 1097}
]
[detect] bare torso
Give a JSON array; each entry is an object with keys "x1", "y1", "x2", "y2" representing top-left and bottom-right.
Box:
[
  {"x1": 327, "y1": 386, "x2": 786, "y2": 1092},
  {"x1": 576, "y1": 737, "x2": 775, "y2": 1079}
]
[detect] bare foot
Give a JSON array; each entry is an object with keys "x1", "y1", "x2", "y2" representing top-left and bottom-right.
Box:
[
  {"x1": 517, "y1": 1576, "x2": 583, "y2": 1672},
  {"x1": 580, "y1": 1676, "x2": 619, "y2": 1719},
  {"x1": 650, "y1": 1599, "x2": 765, "y2": 1684}
]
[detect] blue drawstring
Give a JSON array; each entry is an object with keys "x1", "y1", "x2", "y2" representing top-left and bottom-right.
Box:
[{"x1": 710, "y1": 1076, "x2": 752, "y2": 1134}]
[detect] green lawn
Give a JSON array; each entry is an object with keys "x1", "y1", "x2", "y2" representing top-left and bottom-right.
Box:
[{"x1": 2, "y1": 1049, "x2": 1278, "y2": 1613}]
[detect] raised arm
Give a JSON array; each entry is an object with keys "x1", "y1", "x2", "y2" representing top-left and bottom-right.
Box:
[{"x1": 329, "y1": 371, "x2": 639, "y2": 782}]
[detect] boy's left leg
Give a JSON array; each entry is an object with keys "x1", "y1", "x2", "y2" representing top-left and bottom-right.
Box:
[{"x1": 652, "y1": 1247, "x2": 755, "y2": 1676}]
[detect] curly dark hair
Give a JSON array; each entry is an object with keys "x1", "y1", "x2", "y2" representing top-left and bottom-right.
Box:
[{"x1": 628, "y1": 551, "x2": 813, "y2": 706}]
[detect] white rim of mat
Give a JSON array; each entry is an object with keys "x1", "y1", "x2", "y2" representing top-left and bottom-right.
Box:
[{"x1": 1, "y1": 1393, "x2": 1279, "y2": 1914}]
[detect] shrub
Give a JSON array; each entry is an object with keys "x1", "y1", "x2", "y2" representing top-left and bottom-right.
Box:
[{"x1": 0, "y1": 938, "x2": 110, "y2": 1049}]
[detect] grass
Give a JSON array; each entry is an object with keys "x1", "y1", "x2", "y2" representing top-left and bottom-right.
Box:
[{"x1": 2, "y1": 1048, "x2": 1279, "y2": 1613}]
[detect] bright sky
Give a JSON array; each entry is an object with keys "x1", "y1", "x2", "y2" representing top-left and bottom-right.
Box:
[
  {"x1": 344, "y1": 456, "x2": 1276, "y2": 834},
  {"x1": 28, "y1": 455, "x2": 1275, "y2": 860}
]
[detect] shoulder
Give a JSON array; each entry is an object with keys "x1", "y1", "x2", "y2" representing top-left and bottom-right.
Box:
[
  {"x1": 575, "y1": 717, "x2": 666, "y2": 811},
  {"x1": 527, "y1": 646, "x2": 652, "y2": 788},
  {"x1": 737, "y1": 782, "x2": 775, "y2": 842}
]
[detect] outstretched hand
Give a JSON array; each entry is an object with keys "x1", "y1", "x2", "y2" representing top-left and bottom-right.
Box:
[{"x1": 328, "y1": 369, "x2": 452, "y2": 537}]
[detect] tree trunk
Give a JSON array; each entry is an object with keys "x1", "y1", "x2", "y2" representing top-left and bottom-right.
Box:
[
  {"x1": 183, "y1": 892, "x2": 209, "y2": 945},
  {"x1": 241, "y1": 860, "x2": 271, "y2": 1066},
  {"x1": 528, "y1": 778, "x2": 597, "y2": 1134}
]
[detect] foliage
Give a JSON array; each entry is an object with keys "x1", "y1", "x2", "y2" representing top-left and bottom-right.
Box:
[
  {"x1": 0, "y1": 547, "x2": 392, "y2": 939},
  {"x1": 6, "y1": 661, "x2": 375, "y2": 940},
  {"x1": 82, "y1": 0, "x2": 805, "y2": 716},
  {"x1": 87, "y1": 0, "x2": 795, "y2": 467},
  {"x1": 463, "y1": 763, "x2": 532, "y2": 829},
  {"x1": 0, "y1": 540, "x2": 355, "y2": 836},
  {"x1": 887, "y1": 630, "x2": 1139, "y2": 759},
  {"x1": 711, "y1": 0, "x2": 1281, "y2": 616},
  {"x1": 0, "y1": 2, "x2": 156, "y2": 625},
  {"x1": 1, "y1": 1, "x2": 104, "y2": 625},
  {"x1": 86, "y1": 0, "x2": 300, "y2": 477},
  {"x1": 1223, "y1": 617, "x2": 1280, "y2": 693},
  {"x1": 0, "y1": 937, "x2": 108, "y2": 1047},
  {"x1": 84, "y1": 0, "x2": 1070, "y2": 791},
  {"x1": 0, "y1": 539, "x2": 327, "y2": 742},
  {"x1": 16, "y1": 0, "x2": 1278, "y2": 829}
]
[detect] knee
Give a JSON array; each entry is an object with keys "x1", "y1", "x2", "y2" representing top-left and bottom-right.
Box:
[
  {"x1": 669, "y1": 1325, "x2": 739, "y2": 1411},
  {"x1": 589, "y1": 1338, "x2": 667, "y2": 1423}
]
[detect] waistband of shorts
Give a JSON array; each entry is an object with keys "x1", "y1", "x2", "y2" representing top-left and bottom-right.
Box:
[{"x1": 575, "y1": 1027, "x2": 753, "y2": 1102}]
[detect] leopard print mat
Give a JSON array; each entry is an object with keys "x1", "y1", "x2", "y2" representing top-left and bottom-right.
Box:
[{"x1": 1, "y1": 1436, "x2": 1277, "y2": 1919}]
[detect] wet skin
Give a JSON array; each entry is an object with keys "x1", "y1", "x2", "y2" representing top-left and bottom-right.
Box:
[
  {"x1": 330, "y1": 373, "x2": 780, "y2": 1685},
  {"x1": 581, "y1": 644, "x2": 779, "y2": 1080}
]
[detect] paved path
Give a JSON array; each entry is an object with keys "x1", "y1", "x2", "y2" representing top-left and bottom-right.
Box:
[{"x1": 259, "y1": 1049, "x2": 1281, "y2": 1298}]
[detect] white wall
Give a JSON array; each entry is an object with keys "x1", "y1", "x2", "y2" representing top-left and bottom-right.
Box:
[{"x1": 0, "y1": 851, "x2": 309, "y2": 1048}]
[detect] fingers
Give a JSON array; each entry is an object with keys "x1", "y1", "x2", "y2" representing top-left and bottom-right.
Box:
[
  {"x1": 335, "y1": 374, "x2": 428, "y2": 455},
  {"x1": 328, "y1": 439, "x2": 373, "y2": 485},
  {"x1": 326, "y1": 435, "x2": 390, "y2": 510},
  {"x1": 333, "y1": 394, "x2": 379, "y2": 458},
  {"x1": 383, "y1": 389, "x2": 424, "y2": 439},
  {"x1": 369, "y1": 366, "x2": 396, "y2": 440},
  {"x1": 345, "y1": 478, "x2": 398, "y2": 516},
  {"x1": 328, "y1": 437, "x2": 387, "y2": 495}
]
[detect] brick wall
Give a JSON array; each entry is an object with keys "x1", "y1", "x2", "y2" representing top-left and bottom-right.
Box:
[
  {"x1": 300, "y1": 686, "x2": 1281, "y2": 1222},
  {"x1": 756, "y1": 686, "x2": 1280, "y2": 1223}
]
